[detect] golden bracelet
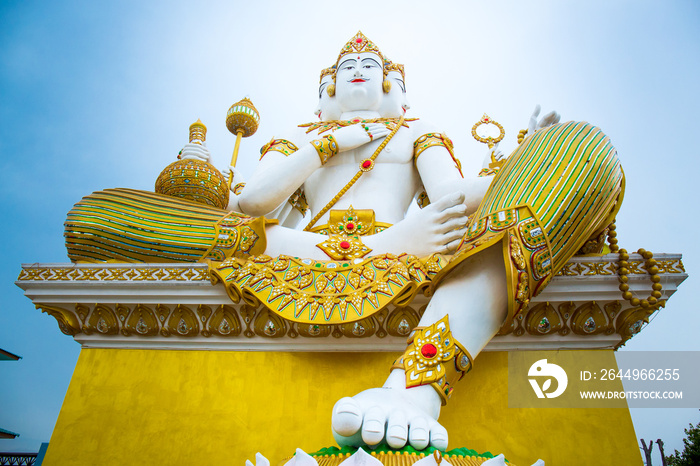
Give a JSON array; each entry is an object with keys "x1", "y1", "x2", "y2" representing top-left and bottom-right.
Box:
[
  {"x1": 392, "y1": 315, "x2": 473, "y2": 405},
  {"x1": 311, "y1": 134, "x2": 339, "y2": 165},
  {"x1": 232, "y1": 182, "x2": 246, "y2": 195}
]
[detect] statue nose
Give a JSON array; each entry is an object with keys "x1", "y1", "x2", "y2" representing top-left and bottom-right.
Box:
[{"x1": 354, "y1": 69, "x2": 362, "y2": 77}]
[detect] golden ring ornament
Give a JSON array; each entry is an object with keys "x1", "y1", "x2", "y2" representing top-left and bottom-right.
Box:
[{"x1": 471, "y1": 114, "x2": 505, "y2": 149}]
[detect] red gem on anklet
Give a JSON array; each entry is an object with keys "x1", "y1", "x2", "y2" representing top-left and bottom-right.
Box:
[
  {"x1": 339, "y1": 241, "x2": 351, "y2": 250},
  {"x1": 421, "y1": 343, "x2": 438, "y2": 358}
]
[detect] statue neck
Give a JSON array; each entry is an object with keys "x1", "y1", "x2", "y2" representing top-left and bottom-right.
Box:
[{"x1": 339, "y1": 111, "x2": 381, "y2": 120}]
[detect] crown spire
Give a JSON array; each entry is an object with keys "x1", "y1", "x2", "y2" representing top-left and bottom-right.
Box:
[{"x1": 335, "y1": 31, "x2": 384, "y2": 67}]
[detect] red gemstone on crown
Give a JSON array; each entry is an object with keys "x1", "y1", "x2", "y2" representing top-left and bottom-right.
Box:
[
  {"x1": 353, "y1": 118, "x2": 360, "y2": 123},
  {"x1": 421, "y1": 343, "x2": 438, "y2": 359},
  {"x1": 361, "y1": 160, "x2": 372, "y2": 169},
  {"x1": 356, "y1": 38, "x2": 363, "y2": 43},
  {"x1": 340, "y1": 241, "x2": 351, "y2": 250}
]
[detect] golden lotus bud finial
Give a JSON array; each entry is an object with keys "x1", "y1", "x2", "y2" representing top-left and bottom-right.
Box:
[
  {"x1": 189, "y1": 119, "x2": 207, "y2": 145},
  {"x1": 226, "y1": 97, "x2": 260, "y2": 138}
]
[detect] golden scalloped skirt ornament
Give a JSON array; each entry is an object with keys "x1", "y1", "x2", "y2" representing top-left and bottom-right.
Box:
[{"x1": 155, "y1": 120, "x2": 230, "y2": 209}]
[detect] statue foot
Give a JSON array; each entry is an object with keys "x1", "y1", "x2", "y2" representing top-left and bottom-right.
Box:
[
  {"x1": 331, "y1": 385, "x2": 447, "y2": 451},
  {"x1": 367, "y1": 191, "x2": 469, "y2": 257}
]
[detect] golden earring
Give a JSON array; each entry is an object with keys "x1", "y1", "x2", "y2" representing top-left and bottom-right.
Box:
[
  {"x1": 382, "y1": 79, "x2": 392, "y2": 93},
  {"x1": 327, "y1": 84, "x2": 336, "y2": 97}
]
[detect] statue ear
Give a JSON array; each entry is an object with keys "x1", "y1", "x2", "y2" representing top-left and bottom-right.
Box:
[
  {"x1": 382, "y1": 79, "x2": 392, "y2": 94},
  {"x1": 327, "y1": 84, "x2": 336, "y2": 97}
]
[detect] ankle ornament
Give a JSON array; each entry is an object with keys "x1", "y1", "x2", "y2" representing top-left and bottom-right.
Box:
[{"x1": 392, "y1": 315, "x2": 473, "y2": 405}]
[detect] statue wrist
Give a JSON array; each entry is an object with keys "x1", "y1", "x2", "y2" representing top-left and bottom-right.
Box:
[{"x1": 311, "y1": 134, "x2": 340, "y2": 165}]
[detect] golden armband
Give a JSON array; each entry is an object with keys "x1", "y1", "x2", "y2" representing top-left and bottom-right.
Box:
[
  {"x1": 391, "y1": 315, "x2": 473, "y2": 405},
  {"x1": 413, "y1": 133, "x2": 463, "y2": 177},
  {"x1": 260, "y1": 138, "x2": 299, "y2": 160},
  {"x1": 311, "y1": 134, "x2": 339, "y2": 165}
]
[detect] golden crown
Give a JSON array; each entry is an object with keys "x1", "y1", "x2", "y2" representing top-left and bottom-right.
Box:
[
  {"x1": 335, "y1": 31, "x2": 385, "y2": 66},
  {"x1": 384, "y1": 60, "x2": 405, "y2": 81},
  {"x1": 319, "y1": 65, "x2": 336, "y2": 83}
]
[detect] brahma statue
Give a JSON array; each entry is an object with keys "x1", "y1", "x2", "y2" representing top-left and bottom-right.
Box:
[{"x1": 65, "y1": 31, "x2": 624, "y2": 451}]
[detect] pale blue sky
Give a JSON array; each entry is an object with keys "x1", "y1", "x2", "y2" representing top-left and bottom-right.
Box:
[{"x1": 1, "y1": 1, "x2": 699, "y2": 463}]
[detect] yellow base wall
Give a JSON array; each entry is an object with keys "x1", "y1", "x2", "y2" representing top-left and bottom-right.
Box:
[{"x1": 43, "y1": 349, "x2": 641, "y2": 466}]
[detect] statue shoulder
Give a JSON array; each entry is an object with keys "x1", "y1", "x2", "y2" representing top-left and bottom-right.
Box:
[{"x1": 406, "y1": 118, "x2": 443, "y2": 140}]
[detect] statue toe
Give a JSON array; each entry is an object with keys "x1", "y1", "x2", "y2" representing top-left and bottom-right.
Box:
[
  {"x1": 407, "y1": 416, "x2": 430, "y2": 450},
  {"x1": 332, "y1": 397, "x2": 363, "y2": 437},
  {"x1": 386, "y1": 410, "x2": 408, "y2": 449},
  {"x1": 361, "y1": 406, "x2": 387, "y2": 445},
  {"x1": 429, "y1": 422, "x2": 448, "y2": 451}
]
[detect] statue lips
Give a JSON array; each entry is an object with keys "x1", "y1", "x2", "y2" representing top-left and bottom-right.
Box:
[{"x1": 350, "y1": 78, "x2": 368, "y2": 83}]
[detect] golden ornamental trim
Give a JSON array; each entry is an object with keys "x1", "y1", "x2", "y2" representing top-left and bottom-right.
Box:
[
  {"x1": 556, "y1": 259, "x2": 685, "y2": 277},
  {"x1": 17, "y1": 266, "x2": 210, "y2": 282},
  {"x1": 34, "y1": 300, "x2": 656, "y2": 348}
]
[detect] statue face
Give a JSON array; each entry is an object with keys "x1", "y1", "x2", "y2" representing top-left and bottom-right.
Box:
[
  {"x1": 335, "y1": 52, "x2": 384, "y2": 113},
  {"x1": 378, "y1": 71, "x2": 410, "y2": 118},
  {"x1": 315, "y1": 74, "x2": 342, "y2": 121}
]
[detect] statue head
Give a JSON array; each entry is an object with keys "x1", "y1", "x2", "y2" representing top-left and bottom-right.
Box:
[
  {"x1": 315, "y1": 66, "x2": 342, "y2": 121},
  {"x1": 378, "y1": 65, "x2": 410, "y2": 118},
  {"x1": 327, "y1": 32, "x2": 397, "y2": 114}
]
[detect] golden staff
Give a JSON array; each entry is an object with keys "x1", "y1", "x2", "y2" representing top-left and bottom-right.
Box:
[{"x1": 225, "y1": 97, "x2": 260, "y2": 189}]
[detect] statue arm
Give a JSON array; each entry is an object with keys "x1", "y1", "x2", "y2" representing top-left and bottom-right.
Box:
[
  {"x1": 415, "y1": 143, "x2": 493, "y2": 216},
  {"x1": 237, "y1": 139, "x2": 322, "y2": 217},
  {"x1": 238, "y1": 125, "x2": 388, "y2": 217}
]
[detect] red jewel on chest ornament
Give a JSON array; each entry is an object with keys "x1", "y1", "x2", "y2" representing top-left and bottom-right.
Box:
[{"x1": 340, "y1": 241, "x2": 351, "y2": 250}]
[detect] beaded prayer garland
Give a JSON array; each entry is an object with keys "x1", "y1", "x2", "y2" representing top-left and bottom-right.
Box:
[{"x1": 608, "y1": 221, "x2": 666, "y2": 311}]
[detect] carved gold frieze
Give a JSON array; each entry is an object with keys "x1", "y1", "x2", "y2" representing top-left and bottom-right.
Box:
[
  {"x1": 18, "y1": 259, "x2": 683, "y2": 285},
  {"x1": 556, "y1": 259, "x2": 685, "y2": 276},
  {"x1": 35, "y1": 300, "x2": 652, "y2": 348},
  {"x1": 17, "y1": 266, "x2": 210, "y2": 282}
]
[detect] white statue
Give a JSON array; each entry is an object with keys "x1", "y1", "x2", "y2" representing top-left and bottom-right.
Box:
[{"x1": 127, "y1": 31, "x2": 623, "y2": 451}]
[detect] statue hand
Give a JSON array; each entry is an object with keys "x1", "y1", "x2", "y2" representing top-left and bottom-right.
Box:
[
  {"x1": 222, "y1": 165, "x2": 245, "y2": 188},
  {"x1": 527, "y1": 104, "x2": 561, "y2": 135},
  {"x1": 331, "y1": 123, "x2": 391, "y2": 153},
  {"x1": 481, "y1": 142, "x2": 504, "y2": 170},
  {"x1": 179, "y1": 142, "x2": 212, "y2": 163}
]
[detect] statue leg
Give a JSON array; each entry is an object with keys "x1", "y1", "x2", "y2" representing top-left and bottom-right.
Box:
[{"x1": 331, "y1": 244, "x2": 507, "y2": 450}]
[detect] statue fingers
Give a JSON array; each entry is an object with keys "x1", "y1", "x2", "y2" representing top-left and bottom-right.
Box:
[
  {"x1": 444, "y1": 226, "x2": 468, "y2": 245},
  {"x1": 528, "y1": 104, "x2": 541, "y2": 134},
  {"x1": 364, "y1": 123, "x2": 391, "y2": 140},
  {"x1": 437, "y1": 203, "x2": 468, "y2": 223},
  {"x1": 538, "y1": 110, "x2": 559, "y2": 129},
  {"x1": 431, "y1": 192, "x2": 466, "y2": 212},
  {"x1": 437, "y1": 216, "x2": 468, "y2": 234},
  {"x1": 407, "y1": 415, "x2": 430, "y2": 450},
  {"x1": 331, "y1": 397, "x2": 363, "y2": 437},
  {"x1": 361, "y1": 405, "x2": 387, "y2": 445},
  {"x1": 443, "y1": 236, "x2": 464, "y2": 254},
  {"x1": 386, "y1": 409, "x2": 409, "y2": 449}
]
